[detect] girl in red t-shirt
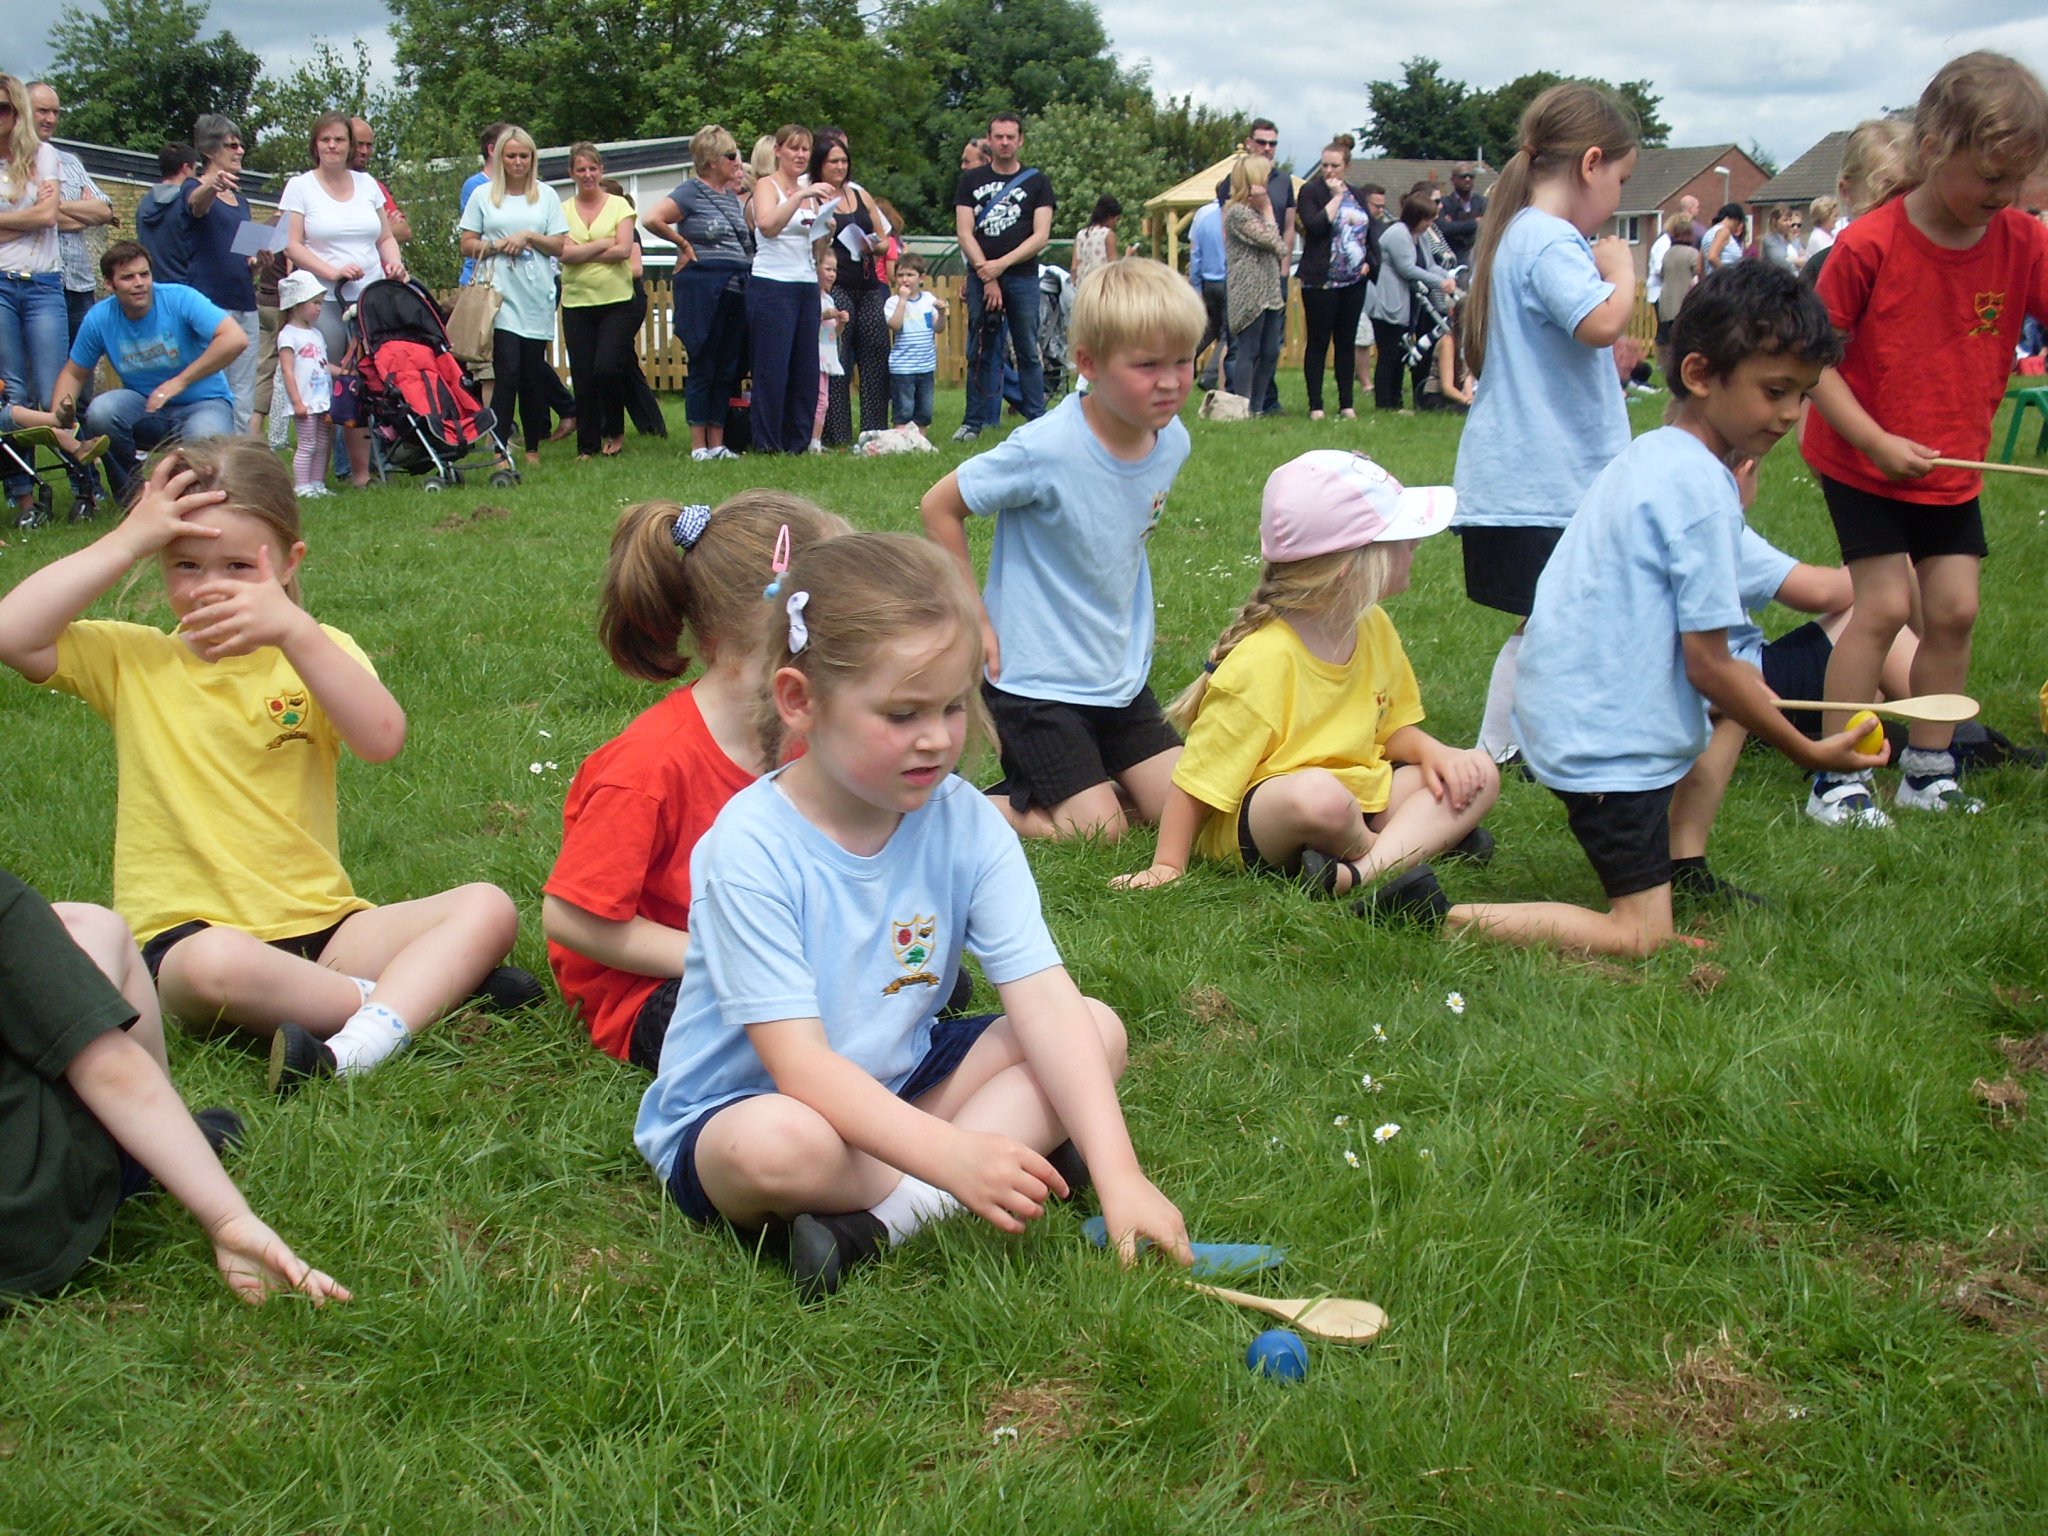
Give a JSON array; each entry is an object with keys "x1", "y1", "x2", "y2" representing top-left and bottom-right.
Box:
[
  {"x1": 1802, "y1": 51, "x2": 2048, "y2": 827},
  {"x1": 543, "y1": 494, "x2": 846, "y2": 1067}
]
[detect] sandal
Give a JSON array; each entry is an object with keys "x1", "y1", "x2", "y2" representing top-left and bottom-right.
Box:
[{"x1": 1297, "y1": 848, "x2": 1362, "y2": 899}]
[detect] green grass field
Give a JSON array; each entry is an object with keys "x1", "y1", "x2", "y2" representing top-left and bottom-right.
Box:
[{"x1": 3, "y1": 383, "x2": 2046, "y2": 1532}]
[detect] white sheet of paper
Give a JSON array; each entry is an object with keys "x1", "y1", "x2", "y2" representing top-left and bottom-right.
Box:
[{"x1": 231, "y1": 220, "x2": 289, "y2": 257}]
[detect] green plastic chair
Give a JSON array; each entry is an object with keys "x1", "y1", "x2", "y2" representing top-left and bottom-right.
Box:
[{"x1": 2000, "y1": 383, "x2": 2048, "y2": 461}]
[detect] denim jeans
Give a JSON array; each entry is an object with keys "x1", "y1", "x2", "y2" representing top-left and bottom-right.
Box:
[
  {"x1": 891, "y1": 370, "x2": 935, "y2": 428},
  {"x1": 963, "y1": 269, "x2": 1043, "y2": 431},
  {"x1": 674, "y1": 263, "x2": 749, "y2": 430},
  {"x1": 0, "y1": 272, "x2": 68, "y2": 497},
  {"x1": 86, "y1": 391, "x2": 235, "y2": 495},
  {"x1": 1228, "y1": 307, "x2": 1285, "y2": 415},
  {"x1": 224, "y1": 310, "x2": 260, "y2": 436}
]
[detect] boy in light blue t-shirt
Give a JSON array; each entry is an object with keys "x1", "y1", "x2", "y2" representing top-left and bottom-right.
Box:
[
  {"x1": 921, "y1": 259, "x2": 1207, "y2": 842},
  {"x1": 1374, "y1": 263, "x2": 1884, "y2": 956}
]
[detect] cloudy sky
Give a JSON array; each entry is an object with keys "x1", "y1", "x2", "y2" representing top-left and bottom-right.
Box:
[{"x1": 13, "y1": 0, "x2": 2048, "y2": 172}]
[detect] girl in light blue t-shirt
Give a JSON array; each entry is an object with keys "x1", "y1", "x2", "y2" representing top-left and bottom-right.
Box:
[
  {"x1": 1450, "y1": 84, "x2": 1640, "y2": 765},
  {"x1": 634, "y1": 532, "x2": 1189, "y2": 1300}
]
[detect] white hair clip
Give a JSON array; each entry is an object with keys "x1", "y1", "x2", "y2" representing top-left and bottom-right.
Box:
[{"x1": 785, "y1": 591, "x2": 810, "y2": 655}]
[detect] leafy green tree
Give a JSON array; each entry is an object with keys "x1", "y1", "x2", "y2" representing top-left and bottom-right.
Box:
[
  {"x1": 244, "y1": 38, "x2": 376, "y2": 174},
  {"x1": 1746, "y1": 138, "x2": 1780, "y2": 178},
  {"x1": 1361, "y1": 57, "x2": 1478, "y2": 158},
  {"x1": 43, "y1": 0, "x2": 260, "y2": 151},
  {"x1": 1016, "y1": 98, "x2": 1167, "y2": 250},
  {"x1": 1125, "y1": 92, "x2": 1251, "y2": 181},
  {"x1": 1465, "y1": 72, "x2": 1670, "y2": 162}
]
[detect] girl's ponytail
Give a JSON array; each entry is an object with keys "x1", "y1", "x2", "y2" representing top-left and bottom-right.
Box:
[{"x1": 1463, "y1": 82, "x2": 1637, "y2": 377}]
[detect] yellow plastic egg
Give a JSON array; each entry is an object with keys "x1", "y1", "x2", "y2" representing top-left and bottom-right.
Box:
[{"x1": 1846, "y1": 709, "x2": 1884, "y2": 756}]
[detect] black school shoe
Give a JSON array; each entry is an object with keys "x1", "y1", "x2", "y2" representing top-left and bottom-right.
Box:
[
  {"x1": 1671, "y1": 861, "x2": 1770, "y2": 908},
  {"x1": 1046, "y1": 1139, "x2": 1092, "y2": 1205},
  {"x1": 1351, "y1": 865, "x2": 1451, "y2": 929},
  {"x1": 267, "y1": 1022, "x2": 336, "y2": 1096},
  {"x1": 788, "y1": 1210, "x2": 888, "y2": 1302},
  {"x1": 468, "y1": 965, "x2": 546, "y2": 1013},
  {"x1": 1440, "y1": 826, "x2": 1496, "y2": 866},
  {"x1": 194, "y1": 1107, "x2": 246, "y2": 1158}
]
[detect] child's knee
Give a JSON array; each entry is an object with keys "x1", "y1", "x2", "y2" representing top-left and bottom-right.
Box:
[
  {"x1": 1084, "y1": 998, "x2": 1128, "y2": 1078},
  {"x1": 1293, "y1": 769, "x2": 1365, "y2": 837},
  {"x1": 50, "y1": 902, "x2": 136, "y2": 968},
  {"x1": 453, "y1": 882, "x2": 520, "y2": 952},
  {"x1": 1922, "y1": 594, "x2": 1978, "y2": 648},
  {"x1": 710, "y1": 1100, "x2": 842, "y2": 1197},
  {"x1": 158, "y1": 926, "x2": 262, "y2": 1014}
]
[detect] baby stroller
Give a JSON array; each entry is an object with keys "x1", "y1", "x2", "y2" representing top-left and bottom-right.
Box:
[
  {"x1": 2, "y1": 424, "x2": 104, "y2": 529},
  {"x1": 998, "y1": 262, "x2": 1074, "y2": 413},
  {"x1": 1402, "y1": 266, "x2": 1464, "y2": 374},
  {"x1": 348, "y1": 279, "x2": 519, "y2": 490}
]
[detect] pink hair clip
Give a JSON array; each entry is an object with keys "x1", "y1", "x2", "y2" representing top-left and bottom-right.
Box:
[{"x1": 762, "y1": 523, "x2": 791, "y2": 599}]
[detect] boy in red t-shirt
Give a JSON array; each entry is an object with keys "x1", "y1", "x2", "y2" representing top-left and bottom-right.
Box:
[{"x1": 1801, "y1": 50, "x2": 2048, "y2": 827}]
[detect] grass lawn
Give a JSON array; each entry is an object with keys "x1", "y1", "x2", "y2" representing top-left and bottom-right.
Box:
[{"x1": 3, "y1": 380, "x2": 2046, "y2": 1531}]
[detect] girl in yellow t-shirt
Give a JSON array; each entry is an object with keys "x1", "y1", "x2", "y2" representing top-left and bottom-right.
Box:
[
  {"x1": 0, "y1": 438, "x2": 535, "y2": 1097},
  {"x1": 1114, "y1": 450, "x2": 1499, "y2": 902}
]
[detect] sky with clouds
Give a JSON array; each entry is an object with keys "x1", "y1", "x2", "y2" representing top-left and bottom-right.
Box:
[{"x1": 13, "y1": 0, "x2": 2048, "y2": 174}]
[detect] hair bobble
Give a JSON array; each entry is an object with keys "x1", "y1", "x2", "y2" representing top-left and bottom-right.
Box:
[
  {"x1": 670, "y1": 503, "x2": 712, "y2": 551},
  {"x1": 785, "y1": 591, "x2": 810, "y2": 654},
  {"x1": 762, "y1": 523, "x2": 792, "y2": 598}
]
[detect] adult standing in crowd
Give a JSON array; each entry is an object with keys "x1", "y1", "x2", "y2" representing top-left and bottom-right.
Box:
[
  {"x1": 348, "y1": 118, "x2": 411, "y2": 245},
  {"x1": 748, "y1": 124, "x2": 835, "y2": 455},
  {"x1": 599, "y1": 177, "x2": 667, "y2": 442},
  {"x1": 1186, "y1": 194, "x2": 1227, "y2": 390},
  {"x1": 1222, "y1": 155, "x2": 1287, "y2": 415},
  {"x1": 1295, "y1": 137, "x2": 1371, "y2": 421},
  {"x1": 559, "y1": 143, "x2": 637, "y2": 460},
  {"x1": 953, "y1": 111, "x2": 1055, "y2": 442},
  {"x1": 458, "y1": 125, "x2": 567, "y2": 467},
  {"x1": 1644, "y1": 193, "x2": 1699, "y2": 309},
  {"x1": 457, "y1": 123, "x2": 509, "y2": 287},
  {"x1": 282, "y1": 111, "x2": 405, "y2": 487},
  {"x1": 960, "y1": 138, "x2": 989, "y2": 173},
  {"x1": 1069, "y1": 195, "x2": 1120, "y2": 288},
  {"x1": 1759, "y1": 205, "x2": 1802, "y2": 270},
  {"x1": 1368, "y1": 188, "x2": 1456, "y2": 412},
  {"x1": 810, "y1": 130, "x2": 893, "y2": 437},
  {"x1": 0, "y1": 73, "x2": 67, "y2": 518},
  {"x1": 1651, "y1": 215, "x2": 1699, "y2": 377},
  {"x1": 1216, "y1": 119, "x2": 1293, "y2": 414},
  {"x1": 1802, "y1": 195, "x2": 1841, "y2": 262},
  {"x1": 1438, "y1": 161, "x2": 1487, "y2": 267},
  {"x1": 179, "y1": 115, "x2": 258, "y2": 434},
  {"x1": 1352, "y1": 182, "x2": 1389, "y2": 402},
  {"x1": 27, "y1": 85, "x2": 112, "y2": 393},
  {"x1": 1702, "y1": 203, "x2": 1746, "y2": 270},
  {"x1": 135, "y1": 143, "x2": 195, "y2": 283},
  {"x1": 644, "y1": 124, "x2": 752, "y2": 461}
]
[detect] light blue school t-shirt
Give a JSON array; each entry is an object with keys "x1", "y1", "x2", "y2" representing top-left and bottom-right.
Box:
[
  {"x1": 1451, "y1": 208, "x2": 1630, "y2": 528},
  {"x1": 634, "y1": 773, "x2": 1063, "y2": 1180},
  {"x1": 1727, "y1": 525, "x2": 1800, "y2": 670},
  {"x1": 954, "y1": 392, "x2": 1191, "y2": 707},
  {"x1": 68, "y1": 284, "x2": 233, "y2": 402},
  {"x1": 458, "y1": 183, "x2": 569, "y2": 341},
  {"x1": 1514, "y1": 428, "x2": 1747, "y2": 793}
]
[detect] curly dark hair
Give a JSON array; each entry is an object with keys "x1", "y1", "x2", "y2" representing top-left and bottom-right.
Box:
[{"x1": 1668, "y1": 260, "x2": 1842, "y2": 398}]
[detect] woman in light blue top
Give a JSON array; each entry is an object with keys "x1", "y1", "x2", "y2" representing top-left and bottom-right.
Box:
[{"x1": 459, "y1": 126, "x2": 568, "y2": 463}]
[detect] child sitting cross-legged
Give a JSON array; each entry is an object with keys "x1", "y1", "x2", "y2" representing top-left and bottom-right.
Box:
[
  {"x1": 1112, "y1": 451, "x2": 1499, "y2": 903},
  {"x1": 1409, "y1": 262, "x2": 1887, "y2": 954}
]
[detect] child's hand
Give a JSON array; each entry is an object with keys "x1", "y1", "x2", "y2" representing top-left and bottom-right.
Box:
[
  {"x1": 947, "y1": 1129, "x2": 1064, "y2": 1233},
  {"x1": 121, "y1": 455, "x2": 229, "y2": 558},
  {"x1": 209, "y1": 1211, "x2": 350, "y2": 1306},
  {"x1": 1732, "y1": 456, "x2": 1760, "y2": 510},
  {"x1": 1110, "y1": 861, "x2": 1183, "y2": 891},
  {"x1": 1868, "y1": 432, "x2": 1939, "y2": 481},
  {"x1": 1095, "y1": 1173, "x2": 1193, "y2": 1268},
  {"x1": 1802, "y1": 721, "x2": 1891, "y2": 776},
  {"x1": 179, "y1": 545, "x2": 307, "y2": 661},
  {"x1": 1592, "y1": 235, "x2": 1634, "y2": 283},
  {"x1": 294, "y1": 405, "x2": 309, "y2": 420},
  {"x1": 1420, "y1": 742, "x2": 1492, "y2": 812}
]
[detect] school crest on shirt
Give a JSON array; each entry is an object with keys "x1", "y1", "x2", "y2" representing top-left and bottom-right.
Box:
[
  {"x1": 1970, "y1": 290, "x2": 2005, "y2": 336},
  {"x1": 1142, "y1": 489, "x2": 1168, "y2": 540},
  {"x1": 265, "y1": 690, "x2": 311, "y2": 750},
  {"x1": 882, "y1": 914, "x2": 941, "y2": 995}
]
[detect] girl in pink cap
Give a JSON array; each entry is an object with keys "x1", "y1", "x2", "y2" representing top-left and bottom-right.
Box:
[{"x1": 1112, "y1": 450, "x2": 1498, "y2": 906}]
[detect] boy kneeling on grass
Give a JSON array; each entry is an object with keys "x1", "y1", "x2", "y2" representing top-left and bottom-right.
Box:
[{"x1": 1395, "y1": 261, "x2": 1888, "y2": 955}]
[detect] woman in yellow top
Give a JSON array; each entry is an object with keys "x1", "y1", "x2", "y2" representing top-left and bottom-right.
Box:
[{"x1": 560, "y1": 143, "x2": 639, "y2": 459}]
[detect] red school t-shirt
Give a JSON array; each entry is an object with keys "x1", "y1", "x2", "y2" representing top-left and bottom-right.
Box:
[
  {"x1": 1803, "y1": 197, "x2": 2048, "y2": 504},
  {"x1": 544, "y1": 687, "x2": 756, "y2": 1060}
]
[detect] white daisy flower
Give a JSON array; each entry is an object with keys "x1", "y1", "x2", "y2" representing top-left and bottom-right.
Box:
[
  {"x1": 1371, "y1": 1023, "x2": 1387, "y2": 1041},
  {"x1": 1445, "y1": 991, "x2": 1466, "y2": 1014},
  {"x1": 1373, "y1": 1123, "x2": 1401, "y2": 1144},
  {"x1": 529, "y1": 762, "x2": 544, "y2": 774},
  {"x1": 1332, "y1": 1114, "x2": 1349, "y2": 1127},
  {"x1": 1360, "y1": 1073, "x2": 1381, "y2": 1093},
  {"x1": 1343, "y1": 1148, "x2": 1360, "y2": 1168}
]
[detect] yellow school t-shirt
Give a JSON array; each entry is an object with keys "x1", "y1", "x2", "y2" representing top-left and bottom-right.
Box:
[
  {"x1": 561, "y1": 194, "x2": 636, "y2": 309},
  {"x1": 1174, "y1": 608, "x2": 1425, "y2": 864},
  {"x1": 50, "y1": 620, "x2": 376, "y2": 943}
]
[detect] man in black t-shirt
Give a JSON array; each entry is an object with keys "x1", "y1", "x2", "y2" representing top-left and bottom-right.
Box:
[
  {"x1": 1438, "y1": 163, "x2": 1487, "y2": 267},
  {"x1": 952, "y1": 111, "x2": 1056, "y2": 439}
]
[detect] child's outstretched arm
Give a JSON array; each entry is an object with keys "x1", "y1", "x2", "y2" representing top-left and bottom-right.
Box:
[
  {"x1": 1111, "y1": 784, "x2": 1208, "y2": 889},
  {"x1": 64, "y1": 1029, "x2": 349, "y2": 1305},
  {"x1": 0, "y1": 457, "x2": 229, "y2": 684},
  {"x1": 918, "y1": 473, "x2": 1000, "y2": 678},
  {"x1": 1383, "y1": 726, "x2": 1492, "y2": 813},
  {"x1": 1806, "y1": 369, "x2": 1939, "y2": 480},
  {"x1": 994, "y1": 966, "x2": 1191, "y2": 1268},
  {"x1": 1773, "y1": 562, "x2": 1854, "y2": 617},
  {"x1": 1683, "y1": 630, "x2": 1887, "y2": 773}
]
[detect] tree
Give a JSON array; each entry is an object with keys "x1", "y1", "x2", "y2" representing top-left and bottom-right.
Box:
[
  {"x1": 1465, "y1": 72, "x2": 1670, "y2": 162},
  {"x1": 1361, "y1": 57, "x2": 1477, "y2": 158},
  {"x1": 1124, "y1": 92, "x2": 1250, "y2": 181},
  {"x1": 1746, "y1": 138, "x2": 1780, "y2": 178},
  {"x1": 44, "y1": 0, "x2": 260, "y2": 151},
  {"x1": 1017, "y1": 99, "x2": 1167, "y2": 249},
  {"x1": 244, "y1": 38, "x2": 377, "y2": 174}
]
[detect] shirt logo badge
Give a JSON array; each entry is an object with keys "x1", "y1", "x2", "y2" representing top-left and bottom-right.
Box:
[
  {"x1": 265, "y1": 690, "x2": 311, "y2": 749},
  {"x1": 881, "y1": 914, "x2": 942, "y2": 995},
  {"x1": 1971, "y1": 290, "x2": 2005, "y2": 336}
]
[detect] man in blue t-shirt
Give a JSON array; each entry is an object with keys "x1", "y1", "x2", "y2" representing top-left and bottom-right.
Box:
[{"x1": 52, "y1": 242, "x2": 244, "y2": 496}]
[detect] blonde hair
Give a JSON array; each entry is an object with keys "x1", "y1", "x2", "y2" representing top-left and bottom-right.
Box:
[
  {"x1": 1, "y1": 76, "x2": 41, "y2": 191},
  {"x1": 756, "y1": 533, "x2": 991, "y2": 765},
  {"x1": 1837, "y1": 118, "x2": 1914, "y2": 216},
  {"x1": 157, "y1": 439, "x2": 308, "y2": 605},
  {"x1": 1463, "y1": 83, "x2": 1638, "y2": 376},
  {"x1": 1907, "y1": 51, "x2": 2048, "y2": 188},
  {"x1": 749, "y1": 136, "x2": 777, "y2": 180},
  {"x1": 568, "y1": 141, "x2": 604, "y2": 172},
  {"x1": 1069, "y1": 257, "x2": 1205, "y2": 360},
  {"x1": 1228, "y1": 155, "x2": 1273, "y2": 206},
  {"x1": 599, "y1": 491, "x2": 847, "y2": 683},
  {"x1": 1167, "y1": 545, "x2": 1396, "y2": 731},
  {"x1": 690, "y1": 124, "x2": 737, "y2": 173},
  {"x1": 488, "y1": 127, "x2": 540, "y2": 206},
  {"x1": 1806, "y1": 194, "x2": 1839, "y2": 232}
]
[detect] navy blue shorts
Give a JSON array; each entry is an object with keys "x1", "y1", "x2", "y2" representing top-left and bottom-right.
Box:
[
  {"x1": 662, "y1": 1011, "x2": 1002, "y2": 1227},
  {"x1": 140, "y1": 917, "x2": 351, "y2": 983}
]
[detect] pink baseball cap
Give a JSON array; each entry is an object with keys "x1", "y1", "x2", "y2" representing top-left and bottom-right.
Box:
[{"x1": 1259, "y1": 451, "x2": 1456, "y2": 562}]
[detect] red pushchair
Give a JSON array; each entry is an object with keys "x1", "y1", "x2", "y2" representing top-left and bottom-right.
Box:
[{"x1": 348, "y1": 279, "x2": 520, "y2": 489}]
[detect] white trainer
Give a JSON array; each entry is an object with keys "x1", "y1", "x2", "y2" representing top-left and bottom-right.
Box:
[
  {"x1": 1893, "y1": 775, "x2": 1983, "y2": 814},
  {"x1": 1804, "y1": 774, "x2": 1892, "y2": 829}
]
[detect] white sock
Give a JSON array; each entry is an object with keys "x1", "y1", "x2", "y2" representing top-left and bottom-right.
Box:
[
  {"x1": 868, "y1": 1175, "x2": 961, "y2": 1246},
  {"x1": 324, "y1": 1002, "x2": 411, "y2": 1076},
  {"x1": 350, "y1": 975, "x2": 376, "y2": 1005},
  {"x1": 1477, "y1": 634, "x2": 1522, "y2": 758}
]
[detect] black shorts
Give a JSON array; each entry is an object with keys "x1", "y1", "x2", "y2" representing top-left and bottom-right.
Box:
[
  {"x1": 1820, "y1": 475, "x2": 1988, "y2": 564},
  {"x1": 628, "y1": 978, "x2": 683, "y2": 1073},
  {"x1": 661, "y1": 1011, "x2": 1001, "y2": 1226},
  {"x1": 1553, "y1": 784, "x2": 1675, "y2": 900},
  {"x1": 1455, "y1": 524, "x2": 1567, "y2": 617},
  {"x1": 140, "y1": 917, "x2": 351, "y2": 984},
  {"x1": 1760, "y1": 620, "x2": 1833, "y2": 738},
  {"x1": 982, "y1": 682, "x2": 1182, "y2": 813}
]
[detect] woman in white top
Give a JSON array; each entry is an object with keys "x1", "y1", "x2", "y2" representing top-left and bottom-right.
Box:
[
  {"x1": 0, "y1": 73, "x2": 67, "y2": 517},
  {"x1": 281, "y1": 110, "x2": 407, "y2": 487},
  {"x1": 459, "y1": 126, "x2": 569, "y2": 464},
  {"x1": 746, "y1": 124, "x2": 837, "y2": 454}
]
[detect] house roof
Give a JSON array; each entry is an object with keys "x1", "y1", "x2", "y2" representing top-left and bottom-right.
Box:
[
  {"x1": 536, "y1": 136, "x2": 693, "y2": 182},
  {"x1": 1343, "y1": 158, "x2": 1498, "y2": 198},
  {"x1": 1751, "y1": 131, "x2": 1850, "y2": 207},
  {"x1": 1615, "y1": 145, "x2": 1751, "y2": 211},
  {"x1": 55, "y1": 137, "x2": 278, "y2": 203}
]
